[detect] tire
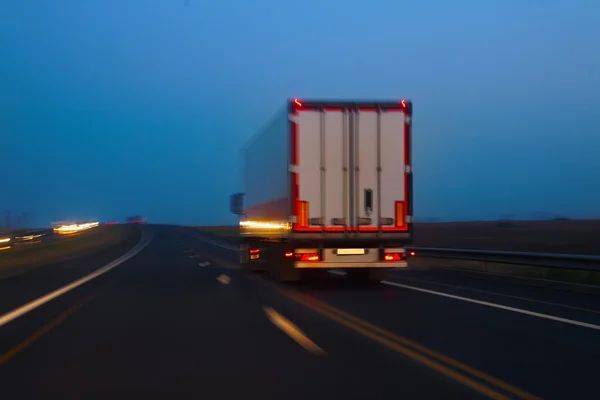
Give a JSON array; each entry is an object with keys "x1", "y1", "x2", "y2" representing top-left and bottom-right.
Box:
[
  {"x1": 268, "y1": 245, "x2": 301, "y2": 283},
  {"x1": 239, "y1": 244, "x2": 249, "y2": 265}
]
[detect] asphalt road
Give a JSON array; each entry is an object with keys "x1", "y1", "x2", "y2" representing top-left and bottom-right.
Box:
[{"x1": 1, "y1": 225, "x2": 599, "y2": 399}]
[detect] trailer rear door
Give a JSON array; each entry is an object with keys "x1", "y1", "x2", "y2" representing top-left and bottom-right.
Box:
[{"x1": 291, "y1": 100, "x2": 412, "y2": 233}]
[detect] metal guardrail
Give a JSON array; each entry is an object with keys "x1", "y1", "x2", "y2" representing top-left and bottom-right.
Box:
[{"x1": 407, "y1": 247, "x2": 600, "y2": 272}]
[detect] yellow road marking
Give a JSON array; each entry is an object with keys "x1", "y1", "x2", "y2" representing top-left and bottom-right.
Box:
[
  {"x1": 0, "y1": 293, "x2": 97, "y2": 366},
  {"x1": 277, "y1": 288, "x2": 528, "y2": 399},
  {"x1": 195, "y1": 233, "x2": 541, "y2": 398},
  {"x1": 263, "y1": 306, "x2": 326, "y2": 355},
  {"x1": 246, "y1": 275, "x2": 541, "y2": 400},
  {"x1": 296, "y1": 289, "x2": 540, "y2": 399}
]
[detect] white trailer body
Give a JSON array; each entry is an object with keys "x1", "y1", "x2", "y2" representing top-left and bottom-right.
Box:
[{"x1": 233, "y1": 99, "x2": 413, "y2": 282}]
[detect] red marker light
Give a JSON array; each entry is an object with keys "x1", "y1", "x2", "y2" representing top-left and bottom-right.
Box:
[
  {"x1": 384, "y1": 253, "x2": 402, "y2": 261},
  {"x1": 401, "y1": 100, "x2": 406, "y2": 107},
  {"x1": 384, "y1": 252, "x2": 407, "y2": 261},
  {"x1": 294, "y1": 99, "x2": 302, "y2": 107}
]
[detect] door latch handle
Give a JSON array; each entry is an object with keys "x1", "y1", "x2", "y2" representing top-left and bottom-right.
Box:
[{"x1": 364, "y1": 188, "x2": 373, "y2": 216}]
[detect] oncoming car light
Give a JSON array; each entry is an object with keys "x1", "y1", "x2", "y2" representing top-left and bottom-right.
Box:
[{"x1": 53, "y1": 222, "x2": 99, "y2": 234}]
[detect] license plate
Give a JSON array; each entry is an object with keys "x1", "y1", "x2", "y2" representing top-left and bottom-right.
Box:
[{"x1": 336, "y1": 248, "x2": 365, "y2": 255}]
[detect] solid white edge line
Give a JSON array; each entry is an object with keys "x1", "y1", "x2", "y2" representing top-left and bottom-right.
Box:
[
  {"x1": 439, "y1": 266, "x2": 600, "y2": 288},
  {"x1": 381, "y1": 280, "x2": 600, "y2": 331},
  {"x1": 195, "y1": 234, "x2": 600, "y2": 331},
  {"x1": 387, "y1": 274, "x2": 600, "y2": 314},
  {"x1": 0, "y1": 229, "x2": 153, "y2": 328}
]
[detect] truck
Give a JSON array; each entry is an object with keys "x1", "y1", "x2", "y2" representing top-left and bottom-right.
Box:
[{"x1": 230, "y1": 98, "x2": 413, "y2": 283}]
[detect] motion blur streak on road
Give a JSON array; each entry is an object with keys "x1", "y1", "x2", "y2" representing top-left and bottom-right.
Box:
[{"x1": 0, "y1": 226, "x2": 598, "y2": 399}]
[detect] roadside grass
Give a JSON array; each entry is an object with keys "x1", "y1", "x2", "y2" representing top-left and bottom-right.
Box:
[{"x1": 409, "y1": 257, "x2": 600, "y2": 286}]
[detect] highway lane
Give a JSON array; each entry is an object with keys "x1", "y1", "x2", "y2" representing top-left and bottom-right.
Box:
[
  {"x1": 180, "y1": 227, "x2": 600, "y2": 399},
  {"x1": 184, "y1": 227, "x2": 600, "y2": 317},
  {"x1": 0, "y1": 226, "x2": 481, "y2": 400},
  {"x1": 1, "y1": 225, "x2": 599, "y2": 399}
]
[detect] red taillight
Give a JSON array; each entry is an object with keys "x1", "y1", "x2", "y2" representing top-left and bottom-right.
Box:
[
  {"x1": 401, "y1": 99, "x2": 406, "y2": 108},
  {"x1": 384, "y1": 252, "x2": 406, "y2": 261},
  {"x1": 250, "y1": 248, "x2": 260, "y2": 259},
  {"x1": 409, "y1": 251, "x2": 416, "y2": 256},
  {"x1": 298, "y1": 253, "x2": 320, "y2": 262},
  {"x1": 294, "y1": 98, "x2": 302, "y2": 107},
  {"x1": 250, "y1": 249, "x2": 259, "y2": 254}
]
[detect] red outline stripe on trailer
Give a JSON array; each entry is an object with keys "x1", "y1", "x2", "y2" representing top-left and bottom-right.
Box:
[
  {"x1": 291, "y1": 105, "x2": 300, "y2": 229},
  {"x1": 291, "y1": 103, "x2": 411, "y2": 232},
  {"x1": 380, "y1": 108, "x2": 410, "y2": 231}
]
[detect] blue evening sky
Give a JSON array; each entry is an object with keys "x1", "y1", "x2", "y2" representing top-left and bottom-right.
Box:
[{"x1": 1, "y1": 0, "x2": 598, "y2": 226}]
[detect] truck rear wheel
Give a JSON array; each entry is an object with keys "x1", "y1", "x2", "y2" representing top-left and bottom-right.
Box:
[
  {"x1": 265, "y1": 247, "x2": 302, "y2": 283},
  {"x1": 239, "y1": 244, "x2": 249, "y2": 265},
  {"x1": 270, "y1": 260, "x2": 302, "y2": 283}
]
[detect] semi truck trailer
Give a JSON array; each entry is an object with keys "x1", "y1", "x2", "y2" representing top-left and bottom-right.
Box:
[{"x1": 230, "y1": 98, "x2": 413, "y2": 283}]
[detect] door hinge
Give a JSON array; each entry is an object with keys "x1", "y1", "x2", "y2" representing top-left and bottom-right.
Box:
[
  {"x1": 289, "y1": 164, "x2": 299, "y2": 173},
  {"x1": 405, "y1": 165, "x2": 412, "y2": 174}
]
